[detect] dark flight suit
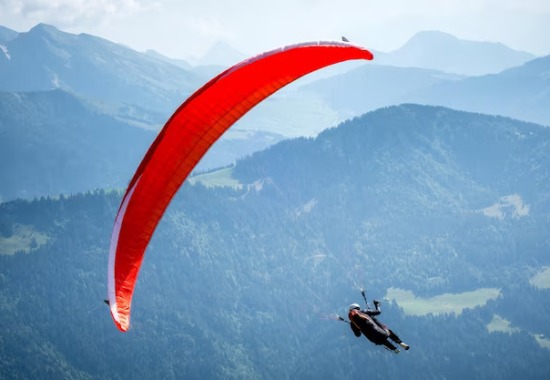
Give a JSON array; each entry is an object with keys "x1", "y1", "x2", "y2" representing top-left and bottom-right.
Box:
[{"x1": 348, "y1": 303, "x2": 406, "y2": 352}]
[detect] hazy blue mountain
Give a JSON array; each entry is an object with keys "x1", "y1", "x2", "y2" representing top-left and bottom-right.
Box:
[
  {"x1": 0, "y1": 89, "x2": 285, "y2": 202},
  {"x1": 2, "y1": 23, "x2": 548, "y2": 203},
  {"x1": 0, "y1": 25, "x2": 18, "y2": 44},
  {"x1": 189, "y1": 31, "x2": 536, "y2": 76},
  {"x1": 0, "y1": 23, "x2": 204, "y2": 115},
  {"x1": 0, "y1": 89, "x2": 156, "y2": 202},
  {"x1": 1, "y1": 105, "x2": 549, "y2": 379},
  {"x1": 407, "y1": 55, "x2": 550, "y2": 126},
  {"x1": 144, "y1": 49, "x2": 193, "y2": 70},
  {"x1": 0, "y1": 24, "x2": 290, "y2": 202},
  {"x1": 375, "y1": 31, "x2": 536, "y2": 75},
  {"x1": 300, "y1": 63, "x2": 464, "y2": 121},
  {"x1": 1, "y1": 24, "x2": 540, "y2": 134},
  {"x1": 0, "y1": 24, "x2": 326, "y2": 156},
  {"x1": 195, "y1": 40, "x2": 247, "y2": 67},
  {"x1": 302, "y1": 53, "x2": 550, "y2": 127}
]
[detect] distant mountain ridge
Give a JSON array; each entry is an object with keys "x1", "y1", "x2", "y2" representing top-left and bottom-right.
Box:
[
  {"x1": 1, "y1": 23, "x2": 543, "y2": 130},
  {"x1": 301, "y1": 64, "x2": 465, "y2": 121},
  {"x1": 0, "y1": 23, "x2": 204, "y2": 115},
  {"x1": 0, "y1": 89, "x2": 156, "y2": 201},
  {"x1": 407, "y1": 54, "x2": 550, "y2": 126},
  {"x1": 1, "y1": 23, "x2": 549, "y2": 203},
  {"x1": 302, "y1": 52, "x2": 550, "y2": 127},
  {"x1": 0, "y1": 89, "x2": 285, "y2": 202},
  {"x1": 0, "y1": 25, "x2": 17, "y2": 44},
  {"x1": 375, "y1": 30, "x2": 536, "y2": 75},
  {"x1": 194, "y1": 40, "x2": 247, "y2": 67}
]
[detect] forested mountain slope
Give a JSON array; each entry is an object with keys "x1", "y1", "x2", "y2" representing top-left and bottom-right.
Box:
[{"x1": 1, "y1": 105, "x2": 549, "y2": 379}]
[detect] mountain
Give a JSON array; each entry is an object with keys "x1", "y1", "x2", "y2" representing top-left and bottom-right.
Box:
[
  {"x1": 375, "y1": 31, "x2": 536, "y2": 75},
  {"x1": 407, "y1": 55, "x2": 550, "y2": 126},
  {"x1": 2, "y1": 23, "x2": 548, "y2": 205},
  {"x1": 0, "y1": 90, "x2": 156, "y2": 202},
  {"x1": 144, "y1": 49, "x2": 193, "y2": 70},
  {"x1": 189, "y1": 31, "x2": 537, "y2": 76},
  {"x1": 0, "y1": 89, "x2": 285, "y2": 202},
  {"x1": 213, "y1": 31, "x2": 543, "y2": 129},
  {"x1": 0, "y1": 25, "x2": 17, "y2": 44},
  {"x1": 1, "y1": 25, "x2": 540, "y2": 132},
  {"x1": 302, "y1": 53, "x2": 550, "y2": 127},
  {"x1": 195, "y1": 40, "x2": 247, "y2": 67},
  {"x1": 1, "y1": 105, "x2": 549, "y2": 379},
  {"x1": 0, "y1": 24, "x2": 330, "y2": 161},
  {"x1": 300, "y1": 63, "x2": 464, "y2": 121},
  {"x1": 0, "y1": 23, "x2": 204, "y2": 116},
  {"x1": 0, "y1": 24, "x2": 291, "y2": 201}
]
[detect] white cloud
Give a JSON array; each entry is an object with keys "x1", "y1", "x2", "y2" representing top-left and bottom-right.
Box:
[
  {"x1": 0, "y1": 0, "x2": 156, "y2": 29},
  {"x1": 0, "y1": 0, "x2": 548, "y2": 60}
]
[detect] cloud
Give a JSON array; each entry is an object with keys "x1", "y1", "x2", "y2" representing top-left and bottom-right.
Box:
[
  {"x1": 0, "y1": 0, "x2": 156, "y2": 30},
  {"x1": 0, "y1": 0, "x2": 548, "y2": 59}
]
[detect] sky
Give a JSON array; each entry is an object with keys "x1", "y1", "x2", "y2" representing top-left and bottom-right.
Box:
[{"x1": 0, "y1": 0, "x2": 549, "y2": 61}]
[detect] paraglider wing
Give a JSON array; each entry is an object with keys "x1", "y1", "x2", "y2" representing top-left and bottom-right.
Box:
[{"x1": 108, "y1": 41, "x2": 373, "y2": 332}]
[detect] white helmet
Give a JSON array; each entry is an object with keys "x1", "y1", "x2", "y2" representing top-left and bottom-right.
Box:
[{"x1": 348, "y1": 303, "x2": 361, "y2": 311}]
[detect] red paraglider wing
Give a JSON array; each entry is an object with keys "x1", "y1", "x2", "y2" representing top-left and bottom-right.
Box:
[{"x1": 108, "y1": 41, "x2": 373, "y2": 331}]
